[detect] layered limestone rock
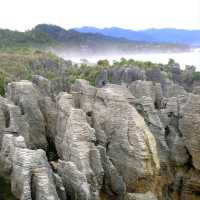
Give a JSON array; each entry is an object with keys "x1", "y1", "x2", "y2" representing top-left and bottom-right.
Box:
[
  {"x1": 126, "y1": 191, "x2": 157, "y2": 200},
  {"x1": 162, "y1": 81, "x2": 187, "y2": 98},
  {"x1": 0, "y1": 134, "x2": 59, "y2": 200},
  {"x1": 133, "y1": 96, "x2": 169, "y2": 169},
  {"x1": 192, "y1": 85, "x2": 200, "y2": 95},
  {"x1": 128, "y1": 80, "x2": 163, "y2": 108},
  {"x1": 0, "y1": 96, "x2": 31, "y2": 148},
  {"x1": 12, "y1": 148, "x2": 59, "y2": 200},
  {"x1": 0, "y1": 134, "x2": 26, "y2": 175},
  {"x1": 6, "y1": 80, "x2": 59, "y2": 152},
  {"x1": 1, "y1": 74, "x2": 200, "y2": 199},
  {"x1": 98, "y1": 145, "x2": 126, "y2": 199},
  {"x1": 121, "y1": 68, "x2": 146, "y2": 84},
  {"x1": 55, "y1": 92, "x2": 103, "y2": 200},
  {"x1": 96, "y1": 67, "x2": 146, "y2": 86},
  {"x1": 6, "y1": 80, "x2": 48, "y2": 150},
  {"x1": 179, "y1": 94, "x2": 200, "y2": 170},
  {"x1": 95, "y1": 70, "x2": 108, "y2": 88},
  {"x1": 73, "y1": 79, "x2": 160, "y2": 197},
  {"x1": 32, "y1": 74, "x2": 69, "y2": 99},
  {"x1": 39, "y1": 97, "x2": 58, "y2": 142}
]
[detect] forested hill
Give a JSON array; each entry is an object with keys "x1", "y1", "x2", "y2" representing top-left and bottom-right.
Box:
[{"x1": 0, "y1": 24, "x2": 189, "y2": 55}]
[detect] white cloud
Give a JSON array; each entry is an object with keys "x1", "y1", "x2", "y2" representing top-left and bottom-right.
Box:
[{"x1": 0, "y1": 0, "x2": 199, "y2": 31}]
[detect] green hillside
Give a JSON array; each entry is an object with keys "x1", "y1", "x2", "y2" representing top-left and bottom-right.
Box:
[
  {"x1": 0, "y1": 24, "x2": 189, "y2": 54},
  {"x1": 0, "y1": 24, "x2": 191, "y2": 96}
]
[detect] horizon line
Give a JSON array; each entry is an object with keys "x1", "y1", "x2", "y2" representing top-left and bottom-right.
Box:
[{"x1": 1, "y1": 23, "x2": 200, "y2": 32}]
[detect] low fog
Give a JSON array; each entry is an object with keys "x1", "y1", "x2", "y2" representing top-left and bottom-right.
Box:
[{"x1": 55, "y1": 48, "x2": 200, "y2": 70}]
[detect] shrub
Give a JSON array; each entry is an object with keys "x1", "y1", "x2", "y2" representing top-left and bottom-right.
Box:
[{"x1": 0, "y1": 72, "x2": 5, "y2": 96}]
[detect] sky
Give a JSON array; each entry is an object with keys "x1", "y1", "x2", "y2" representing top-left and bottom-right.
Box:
[{"x1": 0, "y1": 0, "x2": 199, "y2": 31}]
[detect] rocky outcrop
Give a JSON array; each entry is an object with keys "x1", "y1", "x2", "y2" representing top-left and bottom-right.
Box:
[
  {"x1": 97, "y1": 67, "x2": 146, "y2": 86},
  {"x1": 12, "y1": 148, "x2": 59, "y2": 200},
  {"x1": 128, "y1": 80, "x2": 163, "y2": 107},
  {"x1": 73, "y1": 79, "x2": 160, "y2": 198},
  {"x1": 0, "y1": 96, "x2": 31, "y2": 148},
  {"x1": 162, "y1": 81, "x2": 187, "y2": 98},
  {"x1": 0, "y1": 134, "x2": 59, "y2": 200},
  {"x1": 179, "y1": 94, "x2": 200, "y2": 169},
  {"x1": 55, "y1": 92, "x2": 103, "y2": 200},
  {"x1": 1, "y1": 73, "x2": 200, "y2": 199},
  {"x1": 126, "y1": 192, "x2": 157, "y2": 200},
  {"x1": 6, "y1": 80, "x2": 48, "y2": 150},
  {"x1": 95, "y1": 70, "x2": 108, "y2": 87},
  {"x1": 0, "y1": 134, "x2": 26, "y2": 175}
]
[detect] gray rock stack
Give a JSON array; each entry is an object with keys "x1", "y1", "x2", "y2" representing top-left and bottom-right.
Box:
[{"x1": 1, "y1": 73, "x2": 200, "y2": 200}]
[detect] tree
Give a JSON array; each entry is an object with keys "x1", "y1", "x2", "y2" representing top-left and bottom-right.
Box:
[{"x1": 97, "y1": 59, "x2": 110, "y2": 67}]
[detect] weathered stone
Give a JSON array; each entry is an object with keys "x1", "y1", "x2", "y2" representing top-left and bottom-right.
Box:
[
  {"x1": 53, "y1": 173, "x2": 66, "y2": 200},
  {"x1": 181, "y1": 168, "x2": 200, "y2": 200},
  {"x1": 128, "y1": 80, "x2": 163, "y2": 107},
  {"x1": 32, "y1": 75, "x2": 52, "y2": 97},
  {"x1": 109, "y1": 67, "x2": 145, "y2": 85},
  {"x1": 146, "y1": 68, "x2": 162, "y2": 83},
  {"x1": 72, "y1": 79, "x2": 97, "y2": 113},
  {"x1": 126, "y1": 191, "x2": 157, "y2": 200},
  {"x1": 12, "y1": 148, "x2": 59, "y2": 200},
  {"x1": 192, "y1": 85, "x2": 200, "y2": 95},
  {"x1": 163, "y1": 81, "x2": 187, "y2": 98},
  {"x1": 179, "y1": 94, "x2": 200, "y2": 170},
  {"x1": 57, "y1": 160, "x2": 94, "y2": 200},
  {"x1": 110, "y1": 68, "x2": 124, "y2": 84},
  {"x1": 0, "y1": 95, "x2": 35, "y2": 152},
  {"x1": 56, "y1": 91, "x2": 103, "y2": 199},
  {"x1": 158, "y1": 95, "x2": 189, "y2": 167},
  {"x1": 73, "y1": 80, "x2": 160, "y2": 193},
  {"x1": 121, "y1": 68, "x2": 145, "y2": 84},
  {"x1": 55, "y1": 93, "x2": 74, "y2": 157},
  {"x1": 95, "y1": 70, "x2": 108, "y2": 87},
  {"x1": 133, "y1": 96, "x2": 169, "y2": 170},
  {"x1": 0, "y1": 134, "x2": 26, "y2": 175},
  {"x1": 98, "y1": 145, "x2": 126, "y2": 200},
  {"x1": 2, "y1": 66, "x2": 200, "y2": 200},
  {"x1": 39, "y1": 97, "x2": 58, "y2": 141},
  {"x1": 6, "y1": 80, "x2": 48, "y2": 150}
]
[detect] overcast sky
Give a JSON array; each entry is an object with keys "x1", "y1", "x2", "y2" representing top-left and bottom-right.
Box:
[{"x1": 0, "y1": 0, "x2": 199, "y2": 31}]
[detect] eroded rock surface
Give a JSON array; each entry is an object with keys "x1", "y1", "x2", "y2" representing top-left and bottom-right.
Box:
[
  {"x1": 73, "y1": 80, "x2": 160, "y2": 197},
  {"x1": 1, "y1": 75, "x2": 200, "y2": 200},
  {"x1": 55, "y1": 91, "x2": 103, "y2": 200},
  {"x1": 6, "y1": 80, "x2": 48, "y2": 150}
]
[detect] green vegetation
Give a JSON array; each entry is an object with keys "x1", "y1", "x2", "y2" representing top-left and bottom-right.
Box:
[
  {"x1": 113, "y1": 57, "x2": 162, "y2": 69},
  {"x1": 65, "y1": 58, "x2": 178, "y2": 86},
  {"x1": 97, "y1": 59, "x2": 110, "y2": 67},
  {"x1": 0, "y1": 24, "x2": 190, "y2": 95},
  {"x1": 0, "y1": 46, "x2": 187, "y2": 95},
  {"x1": 0, "y1": 176, "x2": 17, "y2": 200},
  {"x1": 66, "y1": 63, "x2": 109, "y2": 86},
  {"x1": 193, "y1": 71, "x2": 200, "y2": 81},
  {"x1": 0, "y1": 47, "x2": 69, "y2": 95},
  {"x1": 0, "y1": 28, "x2": 56, "y2": 50},
  {"x1": 0, "y1": 71, "x2": 5, "y2": 96},
  {"x1": 0, "y1": 24, "x2": 189, "y2": 56},
  {"x1": 0, "y1": 37, "x2": 196, "y2": 98}
]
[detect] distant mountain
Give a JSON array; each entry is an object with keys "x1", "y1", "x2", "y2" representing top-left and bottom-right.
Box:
[
  {"x1": 74, "y1": 27, "x2": 200, "y2": 47},
  {"x1": 74, "y1": 27, "x2": 154, "y2": 42},
  {"x1": 0, "y1": 24, "x2": 189, "y2": 56}
]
